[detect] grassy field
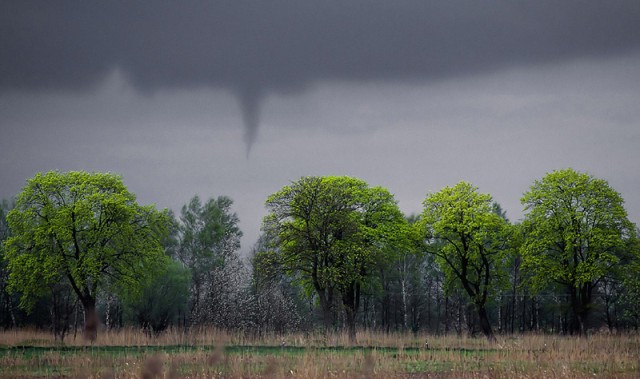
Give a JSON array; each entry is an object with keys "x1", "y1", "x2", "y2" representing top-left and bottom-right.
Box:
[{"x1": 0, "y1": 328, "x2": 638, "y2": 378}]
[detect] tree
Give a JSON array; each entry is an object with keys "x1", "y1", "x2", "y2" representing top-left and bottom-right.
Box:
[
  {"x1": 0, "y1": 198, "x2": 20, "y2": 328},
  {"x1": 618, "y1": 245, "x2": 640, "y2": 329},
  {"x1": 175, "y1": 195, "x2": 243, "y2": 326},
  {"x1": 247, "y1": 235, "x2": 305, "y2": 335},
  {"x1": 263, "y1": 176, "x2": 407, "y2": 342},
  {"x1": 4, "y1": 171, "x2": 169, "y2": 340},
  {"x1": 369, "y1": 213, "x2": 424, "y2": 333},
  {"x1": 421, "y1": 182, "x2": 510, "y2": 341},
  {"x1": 123, "y1": 258, "x2": 191, "y2": 335},
  {"x1": 520, "y1": 168, "x2": 638, "y2": 335}
]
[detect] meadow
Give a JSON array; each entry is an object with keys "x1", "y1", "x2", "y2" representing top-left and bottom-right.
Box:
[{"x1": 0, "y1": 328, "x2": 638, "y2": 378}]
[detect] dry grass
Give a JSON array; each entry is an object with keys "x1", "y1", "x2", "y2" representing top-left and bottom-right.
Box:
[
  {"x1": 0, "y1": 328, "x2": 638, "y2": 378},
  {"x1": 0, "y1": 327, "x2": 491, "y2": 348}
]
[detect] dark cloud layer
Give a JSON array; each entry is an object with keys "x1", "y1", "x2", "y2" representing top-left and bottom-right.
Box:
[{"x1": 2, "y1": 1, "x2": 640, "y2": 149}]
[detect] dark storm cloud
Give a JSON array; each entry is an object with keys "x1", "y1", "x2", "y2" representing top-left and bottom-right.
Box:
[{"x1": 2, "y1": 1, "x2": 640, "y2": 148}]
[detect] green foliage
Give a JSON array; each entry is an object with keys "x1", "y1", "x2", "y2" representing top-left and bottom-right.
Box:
[
  {"x1": 0, "y1": 198, "x2": 15, "y2": 268},
  {"x1": 264, "y1": 176, "x2": 406, "y2": 289},
  {"x1": 262, "y1": 176, "x2": 409, "y2": 326},
  {"x1": 176, "y1": 195, "x2": 242, "y2": 275},
  {"x1": 421, "y1": 182, "x2": 511, "y2": 303},
  {"x1": 619, "y1": 252, "x2": 640, "y2": 324},
  {"x1": 0, "y1": 198, "x2": 21, "y2": 327},
  {"x1": 3, "y1": 171, "x2": 169, "y2": 312},
  {"x1": 175, "y1": 195, "x2": 243, "y2": 324},
  {"x1": 520, "y1": 168, "x2": 639, "y2": 334},
  {"x1": 520, "y1": 168, "x2": 637, "y2": 292},
  {"x1": 0, "y1": 198, "x2": 13, "y2": 242},
  {"x1": 421, "y1": 182, "x2": 512, "y2": 339},
  {"x1": 123, "y1": 258, "x2": 191, "y2": 334}
]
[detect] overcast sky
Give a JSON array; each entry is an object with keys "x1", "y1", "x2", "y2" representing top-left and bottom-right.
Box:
[{"x1": 2, "y1": 1, "x2": 640, "y2": 253}]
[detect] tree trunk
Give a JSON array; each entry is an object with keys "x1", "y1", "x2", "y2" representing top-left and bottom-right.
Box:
[
  {"x1": 476, "y1": 304, "x2": 496, "y2": 342},
  {"x1": 322, "y1": 306, "x2": 334, "y2": 331},
  {"x1": 401, "y1": 277, "x2": 408, "y2": 330},
  {"x1": 342, "y1": 282, "x2": 359, "y2": 344},
  {"x1": 82, "y1": 297, "x2": 98, "y2": 342},
  {"x1": 444, "y1": 296, "x2": 450, "y2": 334},
  {"x1": 313, "y1": 266, "x2": 335, "y2": 333},
  {"x1": 316, "y1": 287, "x2": 335, "y2": 332},
  {"x1": 569, "y1": 285, "x2": 591, "y2": 336},
  {"x1": 344, "y1": 306, "x2": 357, "y2": 344}
]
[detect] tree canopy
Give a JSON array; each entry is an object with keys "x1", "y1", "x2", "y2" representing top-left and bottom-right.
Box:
[
  {"x1": 4, "y1": 171, "x2": 169, "y2": 339},
  {"x1": 262, "y1": 176, "x2": 408, "y2": 341},
  {"x1": 421, "y1": 181, "x2": 511, "y2": 341},
  {"x1": 520, "y1": 168, "x2": 638, "y2": 334},
  {"x1": 1, "y1": 168, "x2": 639, "y2": 338}
]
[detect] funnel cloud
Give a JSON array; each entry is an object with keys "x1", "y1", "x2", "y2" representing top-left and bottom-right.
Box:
[
  {"x1": 237, "y1": 86, "x2": 264, "y2": 157},
  {"x1": 2, "y1": 1, "x2": 640, "y2": 149},
  {"x1": 1, "y1": 1, "x2": 640, "y2": 253}
]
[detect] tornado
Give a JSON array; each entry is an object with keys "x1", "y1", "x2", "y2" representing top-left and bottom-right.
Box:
[{"x1": 237, "y1": 86, "x2": 264, "y2": 158}]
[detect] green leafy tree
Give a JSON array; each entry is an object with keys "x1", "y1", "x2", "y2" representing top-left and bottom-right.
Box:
[
  {"x1": 263, "y1": 176, "x2": 407, "y2": 342},
  {"x1": 421, "y1": 182, "x2": 511, "y2": 341},
  {"x1": 0, "y1": 198, "x2": 19, "y2": 328},
  {"x1": 4, "y1": 171, "x2": 169, "y2": 340},
  {"x1": 619, "y1": 246, "x2": 640, "y2": 328},
  {"x1": 123, "y1": 258, "x2": 191, "y2": 335},
  {"x1": 372, "y1": 213, "x2": 424, "y2": 332},
  {"x1": 520, "y1": 168, "x2": 638, "y2": 334}
]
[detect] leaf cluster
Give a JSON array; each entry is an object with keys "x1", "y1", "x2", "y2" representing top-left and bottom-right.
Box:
[
  {"x1": 262, "y1": 176, "x2": 408, "y2": 296},
  {"x1": 3, "y1": 171, "x2": 169, "y2": 311},
  {"x1": 520, "y1": 168, "x2": 638, "y2": 291},
  {"x1": 420, "y1": 181, "x2": 511, "y2": 304}
]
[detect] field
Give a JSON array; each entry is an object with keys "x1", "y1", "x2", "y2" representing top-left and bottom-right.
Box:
[{"x1": 0, "y1": 329, "x2": 638, "y2": 378}]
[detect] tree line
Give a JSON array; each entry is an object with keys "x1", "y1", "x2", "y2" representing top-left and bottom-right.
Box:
[{"x1": 0, "y1": 169, "x2": 638, "y2": 342}]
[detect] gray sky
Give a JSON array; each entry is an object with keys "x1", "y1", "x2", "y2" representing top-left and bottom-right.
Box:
[{"x1": 1, "y1": 1, "x2": 640, "y2": 253}]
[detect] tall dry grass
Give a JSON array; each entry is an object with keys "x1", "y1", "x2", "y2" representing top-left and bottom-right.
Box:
[
  {"x1": 0, "y1": 327, "x2": 493, "y2": 348},
  {"x1": 0, "y1": 328, "x2": 638, "y2": 378}
]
